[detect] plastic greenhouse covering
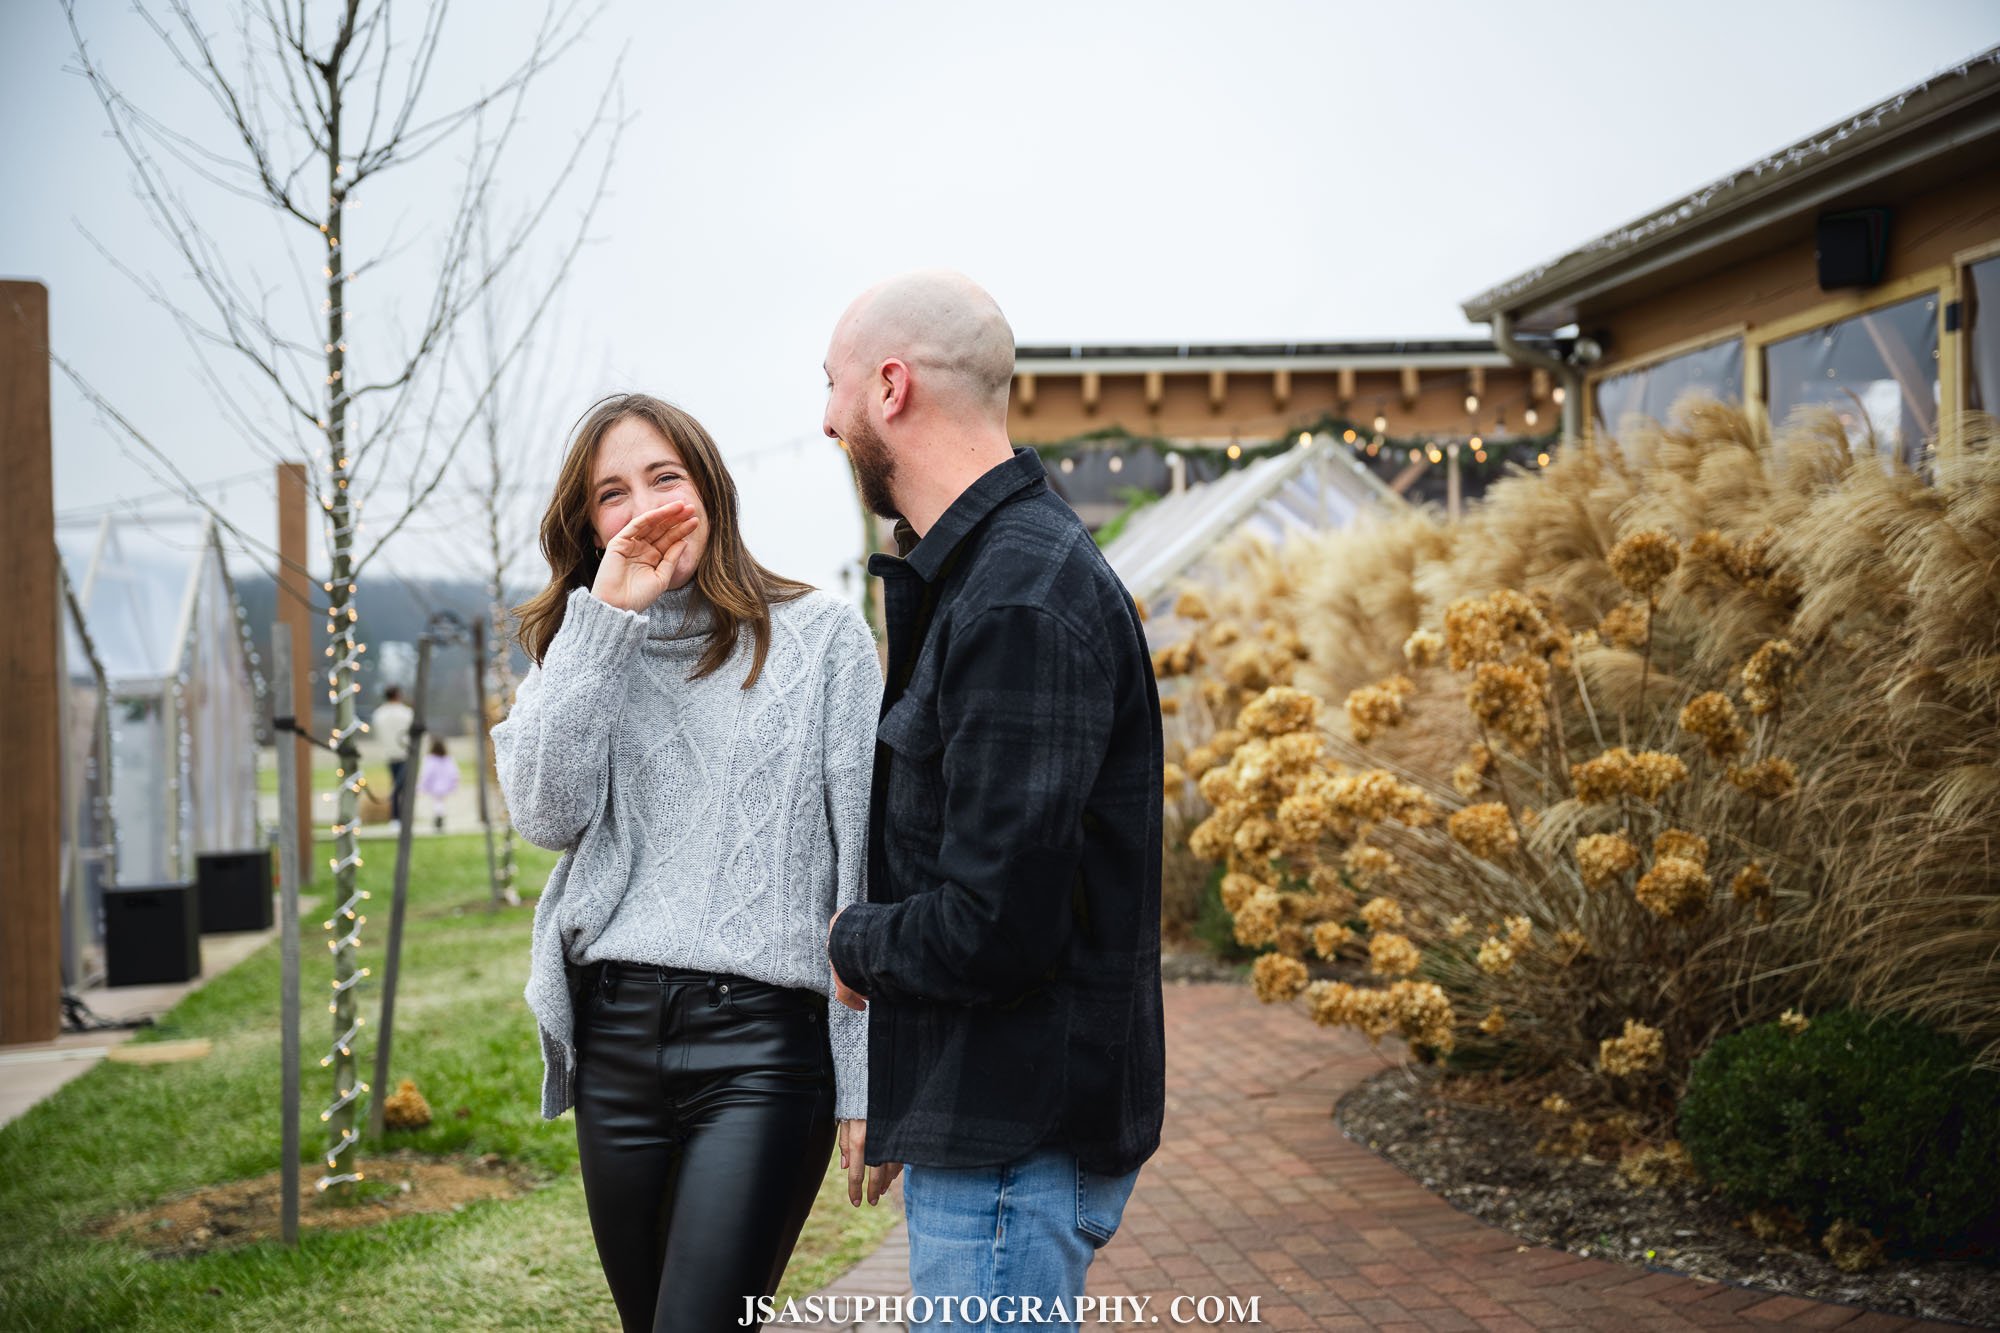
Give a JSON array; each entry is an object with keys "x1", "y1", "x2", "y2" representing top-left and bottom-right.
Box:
[
  {"x1": 57, "y1": 566, "x2": 114, "y2": 988},
  {"x1": 61, "y1": 516, "x2": 264, "y2": 890},
  {"x1": 1100, "y1": 435, "x2": 1405, "y2": 650}
]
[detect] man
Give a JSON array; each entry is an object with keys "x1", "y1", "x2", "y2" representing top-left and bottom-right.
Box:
[
  {"x1": 823, "y1": 271, "x2": 1165, "y2": 1330},
  {"x1": 372, "y1": 685, "x2": 415, "y2": 826}
]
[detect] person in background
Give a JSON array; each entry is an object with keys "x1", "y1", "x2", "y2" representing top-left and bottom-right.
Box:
[
  {"x1": 372, "y1": 685, "x2": 415, "y2": 827},
  {"x1": 417, "y1": 735, "x2": 460, "y2": 833}
]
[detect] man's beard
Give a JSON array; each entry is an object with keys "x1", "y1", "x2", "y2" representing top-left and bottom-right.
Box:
[{"x1": 843, "y1": 416, "x2": 901, "y2": 520}]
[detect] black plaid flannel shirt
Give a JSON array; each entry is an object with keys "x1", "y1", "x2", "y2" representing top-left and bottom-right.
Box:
[{"x1": 828, "y1": 447, "x2": 1165, "y2": 1177}]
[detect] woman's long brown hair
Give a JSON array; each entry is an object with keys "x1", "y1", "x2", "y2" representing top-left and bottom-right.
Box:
[{"x1": 513, "y1": 393, "x2": 812, "y2": 687}]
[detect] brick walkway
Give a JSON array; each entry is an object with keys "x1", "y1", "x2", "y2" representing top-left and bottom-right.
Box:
[{"x1": 797, "y1": 982, "x2": 1963, "y2": 1332}]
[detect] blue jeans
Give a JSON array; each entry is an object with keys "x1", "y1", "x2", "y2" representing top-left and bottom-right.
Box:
[{"x1": 904, "y1": 1148, "x2": 1140, "y2": 1332}]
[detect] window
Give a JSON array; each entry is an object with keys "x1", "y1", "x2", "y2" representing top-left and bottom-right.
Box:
[
  {"x1": 1763, "y1": 292, "x2": 1939, "y2": 469},
  {"x1": 1966, "y1": 254, "x2": 2000, "y2": 415},
  {"x1": 1594, "y1": 338, "x2": 1744, "y2": 434}
]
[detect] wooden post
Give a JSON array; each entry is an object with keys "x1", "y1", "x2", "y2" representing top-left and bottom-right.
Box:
[
  {"x1": 272, "y1": 624, "x2": 303, "y2": 1245},
  {"x1": 368, "y1": 638, "x2": 429, "y2": 1143},
  {"x1": 276, "y1": 463, "x2": 314, "y2": 878},
  {"x1": 0, "y1": 281, "x2": 60, "y2": 1046}
]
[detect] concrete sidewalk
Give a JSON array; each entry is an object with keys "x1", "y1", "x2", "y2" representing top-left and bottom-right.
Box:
[
  {"x1": 0, "y1": 900, "x2": 303, "y2": 1130},
  {"x1": 789, "y1": 983, "x2": 1961, "y2": 1332}
]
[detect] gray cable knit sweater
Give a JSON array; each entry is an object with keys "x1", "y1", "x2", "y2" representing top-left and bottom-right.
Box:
[{"x1": 494, "y1": 583, "x2": 878, "y2": 1121}]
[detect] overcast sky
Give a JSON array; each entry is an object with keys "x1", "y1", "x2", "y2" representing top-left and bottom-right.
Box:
[{"x1": 6, "y1": 1, "x2": 1997, "y2": 602}]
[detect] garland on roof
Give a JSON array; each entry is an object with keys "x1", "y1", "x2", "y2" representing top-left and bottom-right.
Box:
[{"x1": 1027, "y1": 411, "x2": 1562, "y2": 483}]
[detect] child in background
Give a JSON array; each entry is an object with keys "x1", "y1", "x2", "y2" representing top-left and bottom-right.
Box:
[{"x1": 417, "y1": 736, "x2": 460, "y2": 833}]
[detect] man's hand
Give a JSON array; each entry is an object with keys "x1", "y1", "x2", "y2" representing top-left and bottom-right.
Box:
[
  {"x1": 591, "y1": 501, "x2": 699, "y2": 612},
  {"x1": 837, "y1": 1119, "x2": 903, "y2": 1207},
  {"x1": 828, "y1": 908, "x2": 867, "y2": 1011}
]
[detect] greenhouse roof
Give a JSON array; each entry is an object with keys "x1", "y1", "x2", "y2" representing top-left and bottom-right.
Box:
[
  {"x1": 1101, "y1": 437, "x2": 1403, "y2": 607},
  {"x1": 61, "y1": 515, "x2": 227, "y2": 685}
]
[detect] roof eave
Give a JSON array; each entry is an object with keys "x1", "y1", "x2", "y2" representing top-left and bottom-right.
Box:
[{"x1": 1462, "y1": 46, "x2": 2000, "y2": 328}]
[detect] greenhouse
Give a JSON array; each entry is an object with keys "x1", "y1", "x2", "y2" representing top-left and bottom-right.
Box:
[
  {"x1": 60, "y1": 516, "x2": 265, "y2": 893},
  {"x1": 56, "y1": 566, "x2": 114, "y2": 990},
  {"x1": 1100, "y1": 433, "x2": 1405, "y2": 626}
]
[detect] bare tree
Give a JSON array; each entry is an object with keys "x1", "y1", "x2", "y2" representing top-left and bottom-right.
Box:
[
  {"x1": 59, "y1": 0, "x2": 624, "y2": 1194},
  {"x1": 454, "y1": 219, "x2": 580, "y2": 910}
]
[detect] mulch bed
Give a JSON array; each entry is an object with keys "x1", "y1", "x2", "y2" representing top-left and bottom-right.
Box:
[
  {"x1": 95, "y1": 1150, "x2": 537, "y2": 1257},
  {"x1": 1336, "y1": 1063, "x2": 2000, "y2": 1328}
]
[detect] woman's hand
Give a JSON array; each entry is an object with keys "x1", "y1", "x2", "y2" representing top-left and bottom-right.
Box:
[
  {"x1": 591, "y1": 501, "x2": 701, "y2": 612},
  {"x1": 838, "y1": 1119, "x2": 902, "y2": 1207}
]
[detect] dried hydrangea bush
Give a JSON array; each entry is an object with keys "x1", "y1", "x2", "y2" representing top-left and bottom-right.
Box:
[{"x1": 1152, "y1": 404, "x2": 2000, "y2": 1113}]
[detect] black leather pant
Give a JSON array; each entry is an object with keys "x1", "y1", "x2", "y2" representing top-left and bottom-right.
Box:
[{"x1": 572, "y1": 960, "x2": 836, "y2": 1333}]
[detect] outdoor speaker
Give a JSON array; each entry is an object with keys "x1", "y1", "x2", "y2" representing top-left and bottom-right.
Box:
[
  {"x1": 197, "y1": 849, "x2": 274, "y2": 933},
  {"x1": 104, "y1": 882, "x2": 201, "y2": 986},
  {"x1": 1817, "y1": 208, "x2": 1891, "y2": 290}
]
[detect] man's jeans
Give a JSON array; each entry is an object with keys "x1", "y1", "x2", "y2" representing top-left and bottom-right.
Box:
[{"x1": 904, "y1": 1149, "x2": 1140, "y2": 1332}]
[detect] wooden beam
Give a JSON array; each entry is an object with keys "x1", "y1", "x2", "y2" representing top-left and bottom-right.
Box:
[
  {"x1": 1468, "y1": 366, "x2": 1486, "y2": 400},
  {"x1": 1531, "y1": 368, "x2": 1551, "y2": 402},
  {"x1": 0, "y1": 280, "x2": 59, "y2": 1045},
  {"x1": 1081, "y1": 371, "x2": 1100, "y2": 415},
  {"x1": 1208, "y1": 369, "x2": 1227, "y2": 413},
  {"x1": 1336, "y1": 366, "x2": 1356, "y2": 409},
  {"x1": 1145, "y1": 370, "x2": 1164, "y2": 412},
  {"x1": 1400, "y1": 365, "x2": 1420, "y2": 409},
  {"x1": 276, "y1": 463, "x2": 313, "y2": 880},
  {"x1": 1016, "y1": 373, "x2": 1036, "y2": 413},
  {"x1": 1271, "y1": 368, "x2": 1291, "y2": 410}
]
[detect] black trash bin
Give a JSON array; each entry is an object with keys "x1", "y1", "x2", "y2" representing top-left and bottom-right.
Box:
[
  {"x1": 197, "y1": 849, "x2": 274, "y2": 933},
  {"x1": 104, "y1": 882, "x2": 201, "y2": 985}
]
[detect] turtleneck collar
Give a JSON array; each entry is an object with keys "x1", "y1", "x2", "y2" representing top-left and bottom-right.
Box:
[{"x1": 643, "y1": 582, "x2": 716, "y2": 643}]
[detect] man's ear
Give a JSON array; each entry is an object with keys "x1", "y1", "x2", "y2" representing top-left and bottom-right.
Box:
[{"x1": 880, "y1": 357, "x2": 912, "y2": 421}]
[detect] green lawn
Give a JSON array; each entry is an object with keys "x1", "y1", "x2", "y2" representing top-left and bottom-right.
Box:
[{"x1": 0, "y1": 835, "x2": 897, "y2": 1331}]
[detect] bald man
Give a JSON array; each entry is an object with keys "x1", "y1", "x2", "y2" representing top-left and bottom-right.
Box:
[{"x1": 823, "y1": 272, "x2": 1165, "y2": 1332}]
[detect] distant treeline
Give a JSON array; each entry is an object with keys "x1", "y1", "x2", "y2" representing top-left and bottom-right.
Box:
[{"x1": 234, "y1": 575, "x2": 535, "y2": 737}]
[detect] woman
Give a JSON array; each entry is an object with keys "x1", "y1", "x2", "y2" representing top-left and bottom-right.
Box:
[{"x1": 494, "y1": 393, "x2": 882, "y2": 1332}]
